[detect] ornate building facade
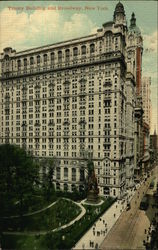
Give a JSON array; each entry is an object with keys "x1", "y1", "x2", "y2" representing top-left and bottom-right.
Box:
[
  {"x1": 142, "y1": 77, "x2": 151, "y2": 128},
  {"x1": 141, "y1": 77, "x2": 151, "y2": 172},
  {"x1": 0, "y1": 3, "x2": 143, "y2": 198}
]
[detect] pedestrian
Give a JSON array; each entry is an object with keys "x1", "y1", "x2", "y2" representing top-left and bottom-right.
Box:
[{"x1": 144, "y1": 229, "x2": 147, "y2": 234}]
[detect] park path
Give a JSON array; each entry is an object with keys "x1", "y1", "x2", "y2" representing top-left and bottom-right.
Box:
[
  {"x1": 2, "y1": 198, "x2": 86, "y2": 235},
  {"x1": 52, "y1": 201, "x2": 86, "y2": 232},
  {"x1": 2, "y1": 200, "x2": 57, "y2": 219}
]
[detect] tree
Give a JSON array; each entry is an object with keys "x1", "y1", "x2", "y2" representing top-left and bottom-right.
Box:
[
  {"x1": 0, "y1": 144, "x2": 39, "y2": 218},
  {"x1": 40, "y1": 157, "x2": 56, "y2": 200}
]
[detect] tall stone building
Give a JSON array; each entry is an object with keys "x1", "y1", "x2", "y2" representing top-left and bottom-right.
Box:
[
  {"x1": 0, "y1": 2, "x2": 143, "y2": 198},
  {"x1": 142, "y1": 77, "x2": 151, "y2": 127},
  {"x1": 125, "y1": 12, "x2": 144, "y2": 180},
  {"x1": 141, "y1": 77, "x2": 151, "y2": 172}
]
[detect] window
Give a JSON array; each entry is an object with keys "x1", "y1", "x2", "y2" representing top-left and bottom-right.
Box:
[
  {"x1": 65, "y1": 49, "x2": 70, "y2": 59},
  {"x1": 72, "y1": 168, "x2": 76, "y2": 181},
  {"x1": 24, "y1": 58, "x2": 27, "y2": 66},
  {"x1": 56, "y1": 167, "x2": 60, "y2": 180},
  {"x1": 43, "y1": 54, "x2": 47, "y2": 62},
  {"x1": 17, "y1": 60, "x2": 21, "y2": 68},
  {"x1": 73, "y1": 47, "x2": 78, "y2": 56},
  {"x1": 30, "y1": 57, "x2": 34, "y2": 65},
  {"x1": 64, "y1": 167, "x2": 68, "y2": 179},
  {"x1": 58, "y1": 51, "x2": 62, "y2": 62},
  {"x1": 37, "y1": 55, "x2": 40, "y2": 64},
  {"x1": 51, "y1": 52, "x2": 55, "y2": 61},
  {"x1": 90, "y1": 43, "x2": 95, "y2": 53},
  {"x1": 81, "y1": 45, "x2": 86, "y2": 55}
]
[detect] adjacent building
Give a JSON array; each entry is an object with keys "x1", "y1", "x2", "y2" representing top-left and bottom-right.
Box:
[
  {"x1": 142, "y1": 77, "x2": 151, "y2": 128},
  {"x1": 0, "y1": 3, "x2": 143, "y2": 198},
  {"x1": 141, "y1": 77, "x2": 151, "y2": 172},
  {"x1": 125, "y1": 12, "x2": 144, "y2": 180}
]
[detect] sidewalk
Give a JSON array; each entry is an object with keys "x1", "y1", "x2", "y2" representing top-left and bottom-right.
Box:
[{"x1": 73, "y1": 189, "x2": 136, "y2": 250}]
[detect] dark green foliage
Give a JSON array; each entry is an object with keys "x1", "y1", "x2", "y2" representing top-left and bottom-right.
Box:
[
  {"x1": 40, "y1": 157, "x2": 56, "y2": 201},
  {"x1": 0, "y1": 144, "x2": 39, "y2": 217},
  {"x1": 55, "y1": 190, "x2": 87, "y2": 201}
]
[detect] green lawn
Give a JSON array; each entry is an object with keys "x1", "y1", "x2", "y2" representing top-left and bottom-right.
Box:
[{"x1": 1, "y1": 198, "x2": 81, "y2": 232}]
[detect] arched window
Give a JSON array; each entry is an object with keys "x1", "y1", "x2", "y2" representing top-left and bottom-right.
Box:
[
  {"x1": 30, "y1": 57, "x2": 34, "y2": 65},
  {"x1": 51, "y1": 52, "x2": 55, "y2": 61},
  {"x1": 90, "y1": 43, "x2": 95, "y2": 53},
  {"x1": 24, "y1": 58, "x2": 27, "y2": 67},
  {"x1": 58, "y1": 51, "x2": 62, "y2": 62},
  {"x1": 64, "y1": 167, "x2": 68, "y2": 178},
  {"x1": 43, "y1": 54, "x2": 47, "y2": 62},
  {"x1": 17, "y1": 59, "x2": 21, "y2": 68},
  {"x1": 81, "y1": 45, "x2": 86, "y2": 55},
  {"x1": 72, "y1": 168, "x2": 76, "y2": 181},
  {"x1": 73, "y1": 47, "x2": 78, "y2": 57},
  {"x1": 37, "y1": 55, "x2": 40, "y2": 64},
  {"x1": 65, "y1": 49, "x2": 70, "y2": 59}
]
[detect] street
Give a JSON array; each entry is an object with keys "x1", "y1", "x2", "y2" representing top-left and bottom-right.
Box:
[{"x1": 101, "y1": 166, "x2": 158, "y2": 250}]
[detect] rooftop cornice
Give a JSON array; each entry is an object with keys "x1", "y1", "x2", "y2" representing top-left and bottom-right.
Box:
[{"x1": 14, "y1": 33, "x2": 99, "y2": 57}]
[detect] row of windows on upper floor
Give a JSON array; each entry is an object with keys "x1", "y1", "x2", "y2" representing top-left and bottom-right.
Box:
[{"x1": 16, "y1": 44, "x2": 96, "y2": 67}]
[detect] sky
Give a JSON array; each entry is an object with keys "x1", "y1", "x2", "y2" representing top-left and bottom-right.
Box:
[{"x1": 0, "y1": 0, "x2": 157, "y2": 134}]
